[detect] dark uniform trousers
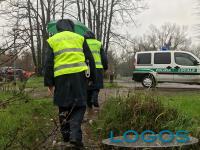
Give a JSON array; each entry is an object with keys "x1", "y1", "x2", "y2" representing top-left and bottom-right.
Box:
[
  {"x1": 86, "y1": 69, "x2": 103, "y2": 107},
  {"x1": 59, "y1": 106, "x2": 86, "y2": 141},
  {"x1": 87, "y1": 89, "x2": 100, "y2": 107},
  {"x1": 45, "y1": 23, "x2": 97, "y2": 144}
]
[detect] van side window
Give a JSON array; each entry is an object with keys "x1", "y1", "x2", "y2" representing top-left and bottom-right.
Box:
[
  {"x1": 154, "y1": 53, "x2": 171, "y2": 64},
  {"x1": 137, "y1": 53, "x2": 151, "y2": 64},
  {"x1": 175, "y1": 53, "x2": 197, "y2": 66}
]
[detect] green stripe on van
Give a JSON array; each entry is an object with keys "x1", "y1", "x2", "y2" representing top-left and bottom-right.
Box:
[
  {"x1": 133, "y1": 68, "x2": 198, "y2": 73},
  {"x1": 133, "y1": 68, "x2": 154, "y2": 73}
]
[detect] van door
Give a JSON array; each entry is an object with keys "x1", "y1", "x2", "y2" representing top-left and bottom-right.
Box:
[
  {"x1": 153, "y1": 52, "x2": 174, "y2": 82},
  {"x1": 173, "y1": 52, "x2": 200, "y2": 83}
]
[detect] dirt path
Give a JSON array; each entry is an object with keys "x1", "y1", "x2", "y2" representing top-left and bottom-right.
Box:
[
  {"x1": 82, "y1": 88, "x2": 132, "y2": 149},
  {"x1": 81, "y1": 87, "x2": 140, "y2": 150},
  {"x1": 2, "y1": 77, "x2": 200, "y2": 149},
  {"x1": 34, "y1": 87, "x2": 129, "y2": 150},
  {"x1": 29, "y1": 80, "x2": 200, "y2": 149}
]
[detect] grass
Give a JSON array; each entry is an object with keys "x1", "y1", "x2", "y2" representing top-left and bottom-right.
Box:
[
  {"x1": 1, "y1": 76, "x2": 200, "y2": 148},
  {"x1": 160, "y1": 91, "x2": 200, "y2": 118},
  {"x1": 159, "y1": 91, "x2": 200, "y2": 139},
  {"x1": 0, "y1": 77, "x2": 57, "y2": 149},
  {"x1": 104, "y1": 82, "x2": 120, "y2": 88},
  {"x1": 26, "y1": 76, "x2": 44, "y2": 88},
  {"x1": 92, "y1": 91, "x2": 200, "y2": 142},
  {"x1": 0, "y1": 92, "x2": 57, "y2": 149},
  {"x1": 0, "y1": 91, "x2": 13, "y2": 100}
]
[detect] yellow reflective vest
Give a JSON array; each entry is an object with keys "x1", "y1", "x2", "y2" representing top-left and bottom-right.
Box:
[
  {"x1": 47, "y1": 31, "x2": 88, "y2": 77},
  {"x1": 86, "y1": 39, "x2": 103, "y2": 69}
]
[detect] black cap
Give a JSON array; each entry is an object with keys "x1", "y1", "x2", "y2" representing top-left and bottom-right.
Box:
[{"x1": 56, "y1": 19, "x2": 74, "y2": 32}]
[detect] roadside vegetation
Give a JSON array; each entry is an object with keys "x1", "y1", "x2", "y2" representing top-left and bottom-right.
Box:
[
  {"x1": 1, "y1": 77, "x2": 200, "y2": 149},
  {"x1": 160, "y1": 91, "x2": 200, "y2": 118},
  {"x1": 104, "y1": 82, "x2": 121, "y2": 88},
  {"x1": 0, "y1": 77, "x2": 57, "y2": 149},
  {"x1": 25, "y1": 76, "x2": 44, "y2": 89},
  {"x1": 92, "y1": 91, "x2": 200, "y2": 145}
]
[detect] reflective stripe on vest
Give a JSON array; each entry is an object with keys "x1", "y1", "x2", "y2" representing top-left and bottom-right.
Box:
[
  {"x1": 54, "y1": 48, "x2": 83, "y2": 56},
  {"x1": 54, "y1": 62, "x2": 86, "y2": 72},
  {"x1": 47, "y1": 31, "x2": 88, "y2": 77},
  {"x1": 86, "y1": 39, "x2": 103, "y2": 69}
]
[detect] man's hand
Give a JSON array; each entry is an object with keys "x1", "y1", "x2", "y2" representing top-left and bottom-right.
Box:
[{"x1": 48, "y1": 86, "x2": 54, "y2": 96}]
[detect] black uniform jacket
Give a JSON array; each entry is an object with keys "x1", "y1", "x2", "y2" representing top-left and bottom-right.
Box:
[
  {"x1": 44, "y1": 38, "x2": 96, "y2": 107},
  {"x1": 88, "y1": 46, "x2": 108, "y2": 90}
]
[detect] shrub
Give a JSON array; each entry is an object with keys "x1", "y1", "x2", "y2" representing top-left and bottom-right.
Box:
[{"x1": 92, "y1": 92, "x2": 197, "y2": 139}]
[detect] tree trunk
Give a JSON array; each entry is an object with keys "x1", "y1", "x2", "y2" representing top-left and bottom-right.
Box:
[
  {"x1": 77, "y1": 0, "x2": 81, "y2": 21},
  {"x1": 82, "y1": 0, "x2": 86, "y2": 24},
  {"x1": 27, "y1": 0, "x2": 37, "y2": 68},
  {"x1": 103, "y1": 0, "x2": 109, "y2": 49},
  {"x1": 40, "y1": 0, "x2": 49, "y2": 71},
  {"x1": 105, "y1": 0, "x2": 115, "y2": 54},
  {"x1": 61, "y1": 0, "x2": 65, "y2": 19},
  {"x1": 52, "y1": 0, "x2": 56, "y2": 20},
  {"x1": 93, "y1": 6, "x2": 96, "y2": 35},
  {"x1": 100, "y1": 0, "x2": 105, "y2": 41},
  {"x1": 96, "y1": 0, "x2": 101, "y2": 40},
  {"x1": 88, "y1": 0, "x2": 92, "y2": 30},
  {"x1": 36, "y1": 0, "x2": 42, "y2": 75}
]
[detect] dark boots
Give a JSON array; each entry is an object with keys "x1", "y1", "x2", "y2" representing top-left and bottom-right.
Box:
[
  {"x1": 87, "y1": 89, "x2": 100, "y2": 108},
  {"x1": 59, "y1": 106, "x2": 86, "y2": 148}
]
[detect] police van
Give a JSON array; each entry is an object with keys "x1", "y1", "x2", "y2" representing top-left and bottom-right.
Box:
[{"x1": 132, "y1": 51, "x2": 200, "y2": 88}]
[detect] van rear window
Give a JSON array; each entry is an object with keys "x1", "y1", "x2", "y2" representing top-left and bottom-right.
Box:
[
  {"x1": 137, "y1": 53, "x2": 151, "y2": 64},
  {"x1": 154, "y1": 53, "x2": 171, "y2": 64}
]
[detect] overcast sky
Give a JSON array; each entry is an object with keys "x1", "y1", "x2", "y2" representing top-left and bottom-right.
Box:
[
  {"x1": 0, "y1": 0, "x2": 199, "y2": 45},
  {"x1": 131, "y1": 0, "x2": 199, "y2": 44}
]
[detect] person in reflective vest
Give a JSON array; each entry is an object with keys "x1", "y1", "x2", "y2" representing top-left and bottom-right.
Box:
[
  {"x1": 44, "y1": 19, "x2": 96, "y2": 148},
  {"x1": 84, "y1": 31, "x2": 108, "y2": 108}
]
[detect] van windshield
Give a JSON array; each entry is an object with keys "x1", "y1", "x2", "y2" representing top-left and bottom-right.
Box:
[{"x1": 175, "y1": 52, "x2": 197, "y2": 66}]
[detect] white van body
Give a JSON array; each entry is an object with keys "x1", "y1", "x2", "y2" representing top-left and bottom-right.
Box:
[{"x1": 132, "y1": 51, "x2": 200, "y2": 88}]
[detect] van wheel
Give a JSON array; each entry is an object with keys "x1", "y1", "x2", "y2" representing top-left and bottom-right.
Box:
[{"x1": 142, "y1": 75, "x2": 156, "y2": 88}]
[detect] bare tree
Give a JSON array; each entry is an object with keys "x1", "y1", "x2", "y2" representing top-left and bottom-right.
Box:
[
  {"x1": 0, "y1": 0, "x2": 76, "y2": 74},
  {"x1": 0, "y1": 0, "x2": 146, "y2": 74},
  {"x1": 75, "y1": 0, "x2": 146, "y2": 54},
  {"x1": 133, "y1": 23, "x2": 191, "y2": 52},
  {"x1": 194, "y1": 0, "x2": 200, "y2": 40}
]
